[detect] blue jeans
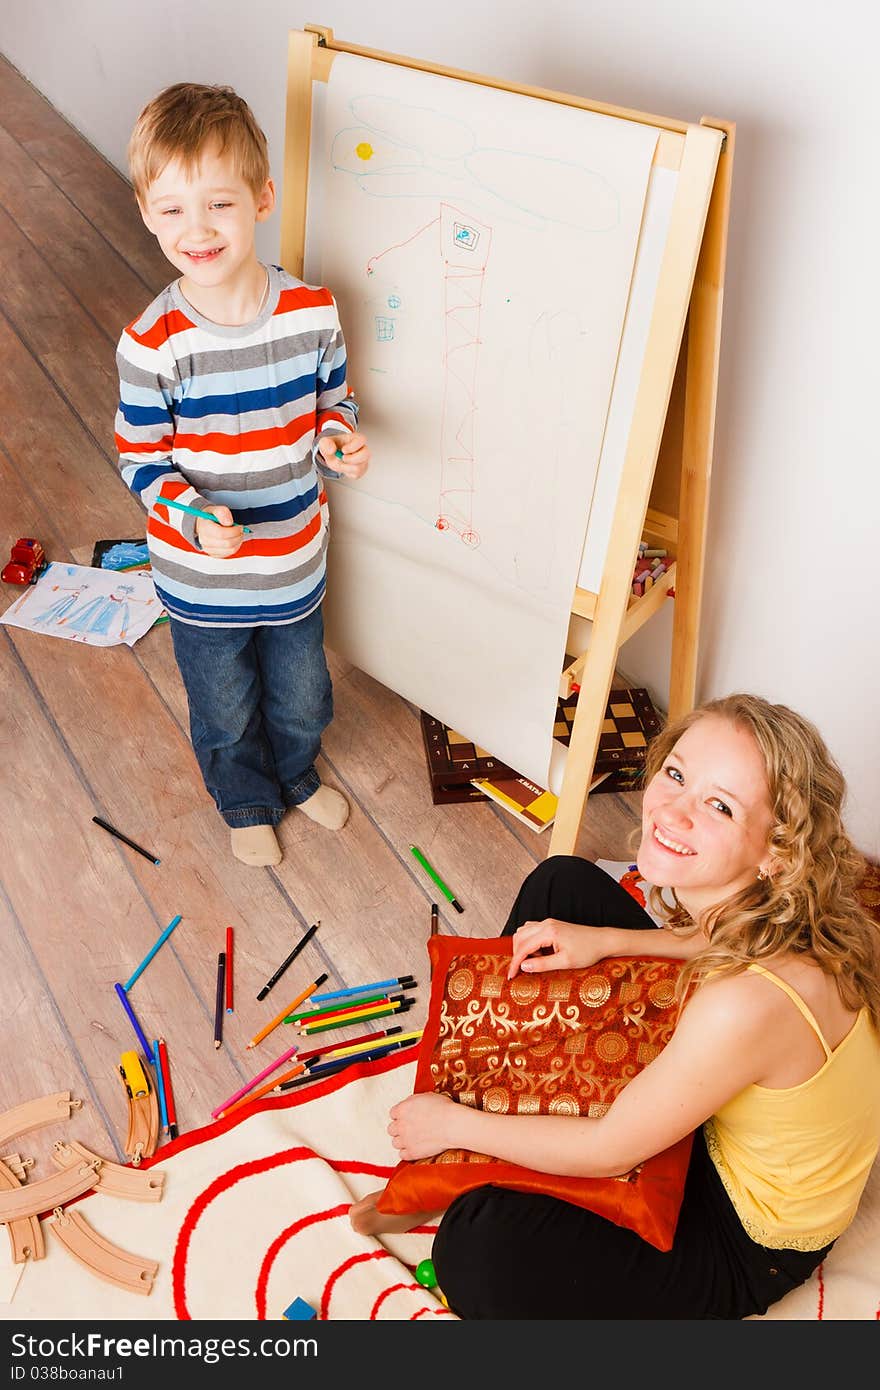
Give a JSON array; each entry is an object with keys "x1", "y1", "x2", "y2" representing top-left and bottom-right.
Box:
[{"x1": 169, "y1": 608, "x2": 333, "y2": 828}]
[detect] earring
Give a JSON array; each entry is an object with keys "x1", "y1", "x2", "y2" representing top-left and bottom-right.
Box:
[{"x1": 757, "y1": 867, "x2": 769, "y2": 881}]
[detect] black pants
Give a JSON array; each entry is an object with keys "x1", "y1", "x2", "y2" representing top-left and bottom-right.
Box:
[{"x1": 431, "y1": 856, "x2": 832, "y2": 1319}]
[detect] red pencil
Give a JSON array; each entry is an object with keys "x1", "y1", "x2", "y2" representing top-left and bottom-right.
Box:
[
  {"x1": 225, "y1": 926, "x2": 234, "y2": 1013},
  {"x1": 156, "y1": 1037, "x2": 178, "y2": 1139}
]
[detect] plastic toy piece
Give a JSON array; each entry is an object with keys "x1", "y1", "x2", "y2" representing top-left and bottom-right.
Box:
[
  {"x1": 51, "y1": 1141, "x2": 165, "y2": 1202},
  {"x1": 47, "y1": 1207, "x2": 158, "y2": 1296},
  {"x1": 415, "y1": 1257, "x2": 437, "y2": 1288},
  {"x1": 1, "y1": 537, "x2": 48, "y2": 586},
  {"x1": 0, "y1": 1092, "x2": 82, "y2": 1149},
  {"x1": 117, "y1": 1057, "x2": 159, "y2": 1165},
  {"x1": 282, "y1": 1296, "x2": 317, "y2": 1320},
  {"x1": 0, "y1": 1159, "x2": 100, "y2": 1222},
  {"x1": 0, "y1": 1157, "x2": 45, "y2": 1265},
  {"x1": 119, "y1": 1051, "x2": 149, "y2": 1097}
]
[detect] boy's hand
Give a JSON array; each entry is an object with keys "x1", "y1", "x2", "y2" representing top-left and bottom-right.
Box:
[
  {"x1": 318, "y1": 432, "x2": 371, "y2": 480},
  {"x1": 195, "y1": 506, "x2": 245, "y2": 558}
]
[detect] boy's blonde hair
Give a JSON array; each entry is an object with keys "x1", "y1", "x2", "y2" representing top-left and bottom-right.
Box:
[{"x1": 128, "y1": 82, "x2": 270, "y2": 202}]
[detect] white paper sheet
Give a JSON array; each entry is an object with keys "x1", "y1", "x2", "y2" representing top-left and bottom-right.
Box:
[
  {"x1": 310, "y1": 55, "x2": 657, "y2": 787},
  {"x1": 0, "y1": 563, "x2": 165, "y2": 647}
]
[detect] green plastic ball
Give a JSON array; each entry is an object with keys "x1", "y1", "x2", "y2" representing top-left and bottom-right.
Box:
[{"x1": 415, "y1": 1258, "x2": 437, "y2": 1288}]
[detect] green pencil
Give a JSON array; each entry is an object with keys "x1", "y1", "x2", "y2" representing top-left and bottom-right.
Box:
[
  {"x1": 409, "y1": 844, "x2": 463, "y2": 913},
  {"x1": 159, "y1": 496, "x2": 252, "y2": 534}
]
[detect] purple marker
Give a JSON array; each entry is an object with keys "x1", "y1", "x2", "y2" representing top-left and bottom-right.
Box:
[{"x1": 114, "y1": 983, "x2": 152, "y2": 1057}]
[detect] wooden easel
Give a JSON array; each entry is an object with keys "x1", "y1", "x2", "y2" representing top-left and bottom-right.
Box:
[{"x1": 281, "y1": 26, "x2": 734, "y2": 857}]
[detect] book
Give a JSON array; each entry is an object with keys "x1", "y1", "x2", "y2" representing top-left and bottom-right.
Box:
[
  {"x1": 470, "y1": 774, "x2": 559, "y2": 833},
  {"x1": 472, "y1": 769, "x2": 616, "y2": 832}
]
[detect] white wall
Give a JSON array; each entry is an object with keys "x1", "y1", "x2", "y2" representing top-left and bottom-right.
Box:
[{"x1": 2, "y1": 0, "x2": 877, "y2": 855}]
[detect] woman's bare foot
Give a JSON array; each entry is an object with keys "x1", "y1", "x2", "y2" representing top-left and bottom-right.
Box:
[{"x1": 349, "y1": 1189, "x2": 434, "y2": 1237}]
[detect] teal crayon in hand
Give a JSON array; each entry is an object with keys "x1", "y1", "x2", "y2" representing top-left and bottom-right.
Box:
[
  {"x1": 409, "y1": 844, "x2": 464, "y2": 913},
  {"x1": 159, "y1": 496, "x2": 252, "y2": 533}
]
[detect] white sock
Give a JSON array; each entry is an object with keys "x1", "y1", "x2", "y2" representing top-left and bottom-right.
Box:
[
  {"x1": 230, "y1": 824, "x2": 282, "y2": 867},
  {"x1": 296, "y1": 785, "x2": 349, "y2": 830}
]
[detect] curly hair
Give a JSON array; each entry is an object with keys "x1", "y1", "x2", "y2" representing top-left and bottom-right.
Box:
[
  {"x1": 639, "y1": 694, "x2": 880, "y2": 1026},
  {"x1": 128, "y1": 83, "x2": 270, "y2": 202}
]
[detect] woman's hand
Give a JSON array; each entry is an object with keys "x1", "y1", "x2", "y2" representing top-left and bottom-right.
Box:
[
  {"x1": 507, "y1": 918, "x2": 616, "y2": 979},
  {"x1": 388, "y1": 1092, "x2": 459, "y2": 1161}
]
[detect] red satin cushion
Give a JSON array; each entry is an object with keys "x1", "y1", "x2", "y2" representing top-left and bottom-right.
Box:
[{"x1": 376, "y1": 935, "x2": 693, "y2": 1251}]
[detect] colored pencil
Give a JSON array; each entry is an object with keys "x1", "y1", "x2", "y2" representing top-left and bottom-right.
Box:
[
  {"x1": 285, "y1": 991, "x2": 401, "y2": 1025},
  {"x1": 279, "y1": 1038, "x2": 417, "y2": 1090},
  {"x1": 409, "y1": 844, "x2": 463, "y2": 912},
  {"x1": 211, "y1": 1042, "x2": 300, "y2": 1117},
  {"x1": 311, "y1": 1028, "x2": 423, "y2": 1064},
  {"x1": 300, "y1": 1000, "x2": 413, "y2": 1036},
  {"x1": 295, "y1": 994, "x2": 407, "y2": 1030},
  {"x1": 294, "y1": 1026, "x2": 403, "y2": 1067},
  {"x1": 225, "y1": 926, "x2": 234, "y2": 1012},
  {"x1": 431, "y1": 902, "x2": 439, "y2": 935},
  {"x1": 217, "y1": 1063, "x2": 305, "y2": 1116},
  {"x1": 156, "y1": 1038, "x2": 177, "y2": 1139},
  {"x1": 123, "y1": 914, "x2": 181, "y2": 991},
  {"x1": 152, "y1": 1041, "x2": 168, "y2": 1132},
  {"x1": 113, "y1": 983, "x2": 152, "y2": 1057},
  {"x1": 310, "y1": 975, "x2": 416, "y2": 1005},
  {"x1": 213, "y1": 952, "x2": 226, "y2": 1049},
  {"x1": 158, "y1": 495, "x2": 252, "y2": 534},
  {"x1": 247, "y1": 972, "x2": 328, "y2": 1049},
  {"x1": 93, "y1": 816, "x2": 160, "y2": 866},
  {"x1": 256, "y1": 921, "x2": 320, "y2": 1002}
]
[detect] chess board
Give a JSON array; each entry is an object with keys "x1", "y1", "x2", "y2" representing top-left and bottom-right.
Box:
[
  {"x1": 554, "y1": 686, "x2": 662, "y2": 769},
  {"x1": 419, "y1": 711, "x2": 516, "y2": 790}
]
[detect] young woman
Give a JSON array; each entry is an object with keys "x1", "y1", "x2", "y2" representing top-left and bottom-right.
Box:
[{"x1": 351, "y1": 694, "x2": 880, "y2": 1319}]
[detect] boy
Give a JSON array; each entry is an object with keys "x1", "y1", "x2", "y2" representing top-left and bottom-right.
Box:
[{"x1": 115, "y1": 83, "x2": 370, "y2": 867}]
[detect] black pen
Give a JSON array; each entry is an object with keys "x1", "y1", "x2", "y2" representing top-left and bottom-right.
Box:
[
  {"x1": 214, "y1": 952, "x2": 226, "y2": 1049},
  {"x1": 92, "y1": 815, "x2": 160, "y2": 866},
  {"x1": 257, "y1": 921, "x2": 319, "y2": 1001}
]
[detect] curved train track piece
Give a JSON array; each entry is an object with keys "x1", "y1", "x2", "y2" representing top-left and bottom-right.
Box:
[
  {"x1": 47, "y1": 1207, "x2": 158, "y2": 1296},
  {"x1": 51, "y1": 1141, "x2": 165, "y2": 1202},
  {"x1": 0, "y1": 1157, "x2": 44, "y2": 1264}
]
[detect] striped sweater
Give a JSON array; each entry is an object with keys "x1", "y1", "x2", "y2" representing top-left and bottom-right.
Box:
[{"x1": 114, "y1": 263, "x2": 358, "y2": 626}]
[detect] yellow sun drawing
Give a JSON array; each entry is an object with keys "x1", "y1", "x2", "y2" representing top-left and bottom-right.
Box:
[{"x1": 355, "y1": 141, "x2": 375, "y2": 161}]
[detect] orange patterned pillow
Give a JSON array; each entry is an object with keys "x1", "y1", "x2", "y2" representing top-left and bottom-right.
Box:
[{"x1": 376, "y1": 935, "x2": 693, "y2": 1251}]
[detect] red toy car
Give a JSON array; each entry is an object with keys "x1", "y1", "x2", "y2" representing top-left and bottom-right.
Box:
[{"x1": 2, "y1": 537, "x2": 49, "y2": 586}]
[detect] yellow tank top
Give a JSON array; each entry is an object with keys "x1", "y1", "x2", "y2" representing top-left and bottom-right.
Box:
[{"x1": 703, "y1": 964, "x2": 880, "y2": 1250}]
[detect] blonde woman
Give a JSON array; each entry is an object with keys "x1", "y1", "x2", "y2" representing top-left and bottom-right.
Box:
[{"x1": 355, "y1": 695, "x2": 880, "y2": 1319}]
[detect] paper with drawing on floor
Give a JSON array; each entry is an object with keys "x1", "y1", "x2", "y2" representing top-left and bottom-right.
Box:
[{"x1": 0, "y1": 562, "x2": 165, "y2": 647}]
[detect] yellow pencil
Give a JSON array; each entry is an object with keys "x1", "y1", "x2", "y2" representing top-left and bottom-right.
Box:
[
  {"x1": 247, "y1": 972, "x2": 328, "y2": 1049},
  {"x1": 300, "y1": 1000, "x2": 404, "y2": 1035},
  {"x1": 322, "y1": 1029, "x2": 423, "y2": 1061},
  {"x1": 295, "y1": 996, "x2": 402, "y2": 1031}
]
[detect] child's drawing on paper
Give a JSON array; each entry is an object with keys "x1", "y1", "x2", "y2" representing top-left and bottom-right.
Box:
[{"x1": 0, "y1": 563, "x2": 165, "y2": 647}]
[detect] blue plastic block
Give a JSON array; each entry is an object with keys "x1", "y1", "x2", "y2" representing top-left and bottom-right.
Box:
[{"x1": 282, "y1": 1296, "x2": 317, "y2": 1321}]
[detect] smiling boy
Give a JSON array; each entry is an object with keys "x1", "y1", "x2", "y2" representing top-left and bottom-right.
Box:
[{"x1": 115, "y1": 83, "x2": 370, "y2": 866}]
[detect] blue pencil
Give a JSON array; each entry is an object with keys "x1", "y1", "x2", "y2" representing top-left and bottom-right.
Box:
[
  {"x1": 113, "y1": 983, "x2": 152, "y2": 1058},
  {"x1": 123, "y1": 914, "x2": 182, "y2": 991},
  {"x1": 152, "y1": 1040, "x2": 169, "y2": 1131},
  {"x1": 311, "y1": 975, "x2": 417, "y2": 1005},
  {"x1": 158, "y1": 496, "x2": 252, "y2": 534},
  {"x1": 281, "y1": 1037, "x2": 419, "y2": 1089}
]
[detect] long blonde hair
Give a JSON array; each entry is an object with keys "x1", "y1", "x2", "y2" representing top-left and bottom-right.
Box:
[{"x1": 640, "y1": 694, "x2": 880, "y2": 1025}]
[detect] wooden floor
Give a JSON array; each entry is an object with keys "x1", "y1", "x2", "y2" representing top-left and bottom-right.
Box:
[{"x1": 0, "y1": 56, "x2": 643, "y2": 1170}]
